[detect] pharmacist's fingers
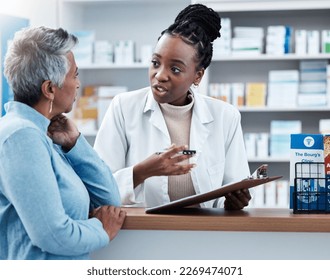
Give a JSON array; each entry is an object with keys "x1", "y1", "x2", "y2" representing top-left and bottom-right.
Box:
[{"x1": 224, "y1": 189, "x2": 250, "y2": 210}]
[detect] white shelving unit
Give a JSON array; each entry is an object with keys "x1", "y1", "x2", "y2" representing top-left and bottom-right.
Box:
[
  {"x1": 213, "y1": 53, "x2": 330, "y2": 61},
  {"x1": 194, "y1": 0, "x2": 330, "y2": 181},
  {"x1": 192, "y1": 0, "x2": 330, "y2": 12},
  {"x1": 58, "y1": 0, "x2": 330, "y2": 183},
  {"x1": 78, "y1": 63, "x2": 149, "y2": 70},
  {"x1": 57, "y1": 0, "x2": 191, "y2": 92}
]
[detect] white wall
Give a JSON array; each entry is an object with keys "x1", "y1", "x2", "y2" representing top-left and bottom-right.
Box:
[{"x1": 0, "y1": 0, "x2": 57, "y2": 27}]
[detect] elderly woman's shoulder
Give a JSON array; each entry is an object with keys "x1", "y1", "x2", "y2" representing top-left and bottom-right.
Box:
[{"x1": 0, "y1": 114, "x2": 44, "y2": 145}]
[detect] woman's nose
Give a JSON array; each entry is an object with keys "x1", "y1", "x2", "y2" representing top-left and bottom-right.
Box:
[{"x1": 155, "y1": 67, "x2": 169, "y2": 82}]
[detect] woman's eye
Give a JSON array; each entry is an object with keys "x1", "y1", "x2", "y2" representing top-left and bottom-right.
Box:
[
  {"x1": 151, "y1": 60, "x2": 159, "y2": 67},
  {"x1": 172, "y1": 67, "x2": 181, "y2": 73}
]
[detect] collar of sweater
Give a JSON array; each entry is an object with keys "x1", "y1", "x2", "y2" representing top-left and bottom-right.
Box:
[{"x1": 159, "y1": 93, "x2": 195, "y2": 117}]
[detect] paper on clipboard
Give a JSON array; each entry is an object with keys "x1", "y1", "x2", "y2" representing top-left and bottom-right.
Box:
[{"x1": 145, "y1": 164, "x2": 282, "y2": 214}]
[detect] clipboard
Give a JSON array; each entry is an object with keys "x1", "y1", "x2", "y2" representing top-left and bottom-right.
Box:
[{"x1": 145, "y1": 164, "x2": 282, "y2": 214}]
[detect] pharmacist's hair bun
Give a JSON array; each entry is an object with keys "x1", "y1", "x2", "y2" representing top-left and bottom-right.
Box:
[
  {"x1": 160, "y1": 3, "x2": 221, "y2": 69},
  {"x1": 174, "y1": 3, "x2": 221, "y2": 43}
]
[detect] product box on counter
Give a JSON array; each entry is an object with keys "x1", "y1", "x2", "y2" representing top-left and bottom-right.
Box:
[
  {"x1": 323, "y1": 135, "x2": 330, "y2": 188},
  {"x1": 289, "y1": 134, "x2": 325, "y2": 209}
]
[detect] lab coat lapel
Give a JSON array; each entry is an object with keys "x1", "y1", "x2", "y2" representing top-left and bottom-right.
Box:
[
  {"x1": 144, "y1": 89, "x2": 170, "y2": 140},
  {"x1": 190, "y1": 93, "x2": 214, "y2": 158},
  {"x1": 189, "y1": 93, "x2": 213, "y2": 197}
]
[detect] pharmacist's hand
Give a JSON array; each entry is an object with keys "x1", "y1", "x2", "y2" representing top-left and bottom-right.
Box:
[
  {"x1": 224, "y1": 189, "x2": 251, "y2": 210},
  {"x1": 48, "y1": 114, "x2": 80, "y2": 151},
  {"x1": 90, "y1": 206, "x2": 126, "y2": 241},
  {"x1": 132, "y1": 144, "x2": 196, "y2": 187}
]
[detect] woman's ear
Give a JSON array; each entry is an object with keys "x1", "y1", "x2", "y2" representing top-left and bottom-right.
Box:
[
  {"x1": 194, "y1": 68, "x2": 205, "y2": 86},
  {"x1": 41, "y1": 80, "x2": 55, "y2": 100}
]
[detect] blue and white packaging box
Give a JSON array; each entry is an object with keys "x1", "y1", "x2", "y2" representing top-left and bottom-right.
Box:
[
  {"x1": 72, "y1": 30, "x2": 95, "y2": 65},
  {"x1": 323, "y1": 135, "x2": 330, "y2": 190},
  {"x1": 290, "y1": 134, "x2": 324, "y2": 209}
]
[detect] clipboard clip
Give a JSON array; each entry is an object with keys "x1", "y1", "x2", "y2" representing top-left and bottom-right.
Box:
[{"x1": 248, "y1": 164, "x2": 268, "y2": 179}]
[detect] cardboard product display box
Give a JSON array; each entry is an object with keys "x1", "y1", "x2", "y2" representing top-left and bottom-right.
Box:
[{"x1": 290, "y1": 134, "x2": 325, "y2": 211}]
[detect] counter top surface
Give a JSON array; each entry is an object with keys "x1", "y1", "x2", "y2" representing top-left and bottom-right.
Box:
[{"x1": 120, "y1": 207, "x2": 330, "y2": 233}]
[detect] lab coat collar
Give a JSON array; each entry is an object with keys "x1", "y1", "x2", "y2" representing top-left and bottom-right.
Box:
[
  {"x1": 144, "y1": 87, "x2": 158, "y2": 113},
  {"x1": 144, "y1": 88, "x2": 169, "y2": 139},
  {"x1": 189, "y1": 90, "x2": 214, "y2": 167},
  {"x1": 143, "y1": 87, "x2": 214, "y2": 125},
  {"x1": 190, "y1": 89, "x2": 214, "y2": 124},
  {"x1": 143, "y1": 87, "x2": 214, "y2": 161}
]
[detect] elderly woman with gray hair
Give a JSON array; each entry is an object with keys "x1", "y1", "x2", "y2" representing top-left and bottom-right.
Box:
[{"x1": 0, "y1": 26, "x2": 126, "y2": 260}]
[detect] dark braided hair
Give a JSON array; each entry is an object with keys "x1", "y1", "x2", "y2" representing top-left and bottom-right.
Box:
[{"x1": 159, "y1": 4, "x2": 221, "y2": 70}]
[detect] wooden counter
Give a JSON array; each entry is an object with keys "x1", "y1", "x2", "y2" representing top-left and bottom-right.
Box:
[
  {"x1": 121, "y1": 207, "x2": 330, "y2": 232},
  {"x1": 91, "y1": 207, "x2": 330, "y2": 260}
]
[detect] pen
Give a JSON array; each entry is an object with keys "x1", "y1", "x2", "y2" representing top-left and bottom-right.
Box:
[{"x1": 155, "y1": 150, "x2": 197, "y2": 155}]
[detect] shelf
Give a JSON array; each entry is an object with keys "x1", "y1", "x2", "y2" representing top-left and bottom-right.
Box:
[
  {"x1": 213, "y1": 53, "x2": 330, "y2": 62},
  {"x1": 78, "y1": 54, "x2": 330, "y2": 69},
  {"x1": 239, "y1": 107, "x2": 330, "y2": 112},
  {"x1": 78, "y1": 62, "x2": 149, "y2": 70},
  {"x1": 194, "y1": 0, "x2": 330, "y2": 12},
  {"x1": 61, "y1": 0, "x2": 180, "y2": 4}
]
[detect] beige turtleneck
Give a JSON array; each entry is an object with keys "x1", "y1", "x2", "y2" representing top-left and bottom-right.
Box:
[{"x1": 159, "y1": 94, "x2": 196, "y2": 201}]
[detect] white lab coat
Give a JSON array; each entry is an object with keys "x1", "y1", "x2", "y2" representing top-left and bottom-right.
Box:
[{"x1": 94, "y1": 87, "x2": 250, "y2": 208}]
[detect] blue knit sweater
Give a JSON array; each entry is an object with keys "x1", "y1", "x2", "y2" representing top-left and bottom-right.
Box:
[{"x1": 0, "y1": 101, "x2": 121, "y2": 259}]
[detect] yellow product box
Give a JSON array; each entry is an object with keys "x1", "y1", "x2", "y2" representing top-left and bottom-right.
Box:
[
  {"x1": 83, "y1": 85, "x2": 99, "y2": 96},
  {"x1": 75, "y1": 96, "x2": 98, "y2": 119},
  {"x1": 245, "y1": 83, "x2": 266, "y2": 107}
]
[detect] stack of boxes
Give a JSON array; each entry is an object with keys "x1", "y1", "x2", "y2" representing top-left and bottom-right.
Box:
[
  {"x1": 267, "y1": 70, "x2": 299, "y2": 108},
  {"x1": 72, "y1": 30, "x2": 95, "y2": 65},
  {"x1": 209, "y1": 61, "x2": 330, "y2": 109},
  {"x1": 231, "y1": 26, "x2": 264, "y2": 55},
  {"x1": 270, "y1": 120, "x2": 302, "y2": 159},
  {"x1": 93, "y1": 41, "x2": 114, "y2": 64},
  {"x1": 298, "y1": 60, "x2": 328, "y2": 107},
  {"x1": 322, "y1": 30, "x2": 330, "y2": 53},
  {"x1": 213, "y1": 18, "x2": 231, "y2": 58},
  {"x1": 74, "y1": 85, "x2": 127, "y2": 133},
  {"x1": 266, "y1": 25, "x2": 291, "y2": 55},
  {"x1": 295, "y1": 29, "x2": 330, "y2": 55},
  {"x1": 96, "y1": 86, "x2": 127, "y2": 128},
  {"x1": 208, "y1": 83, "x2": 244, "y2": 107},
  {"x1": 307, "y1": 31, "x2": 320, "y2": 54},
  {"x1": 250, "y1": 180, "x2": 289, "y2": 208},
  {"x1": 113, "y1": 40, "x2": 135, "y2": 65},
  {"x1": 70, "y1": 30, "x2": 154, "y2": 65}
]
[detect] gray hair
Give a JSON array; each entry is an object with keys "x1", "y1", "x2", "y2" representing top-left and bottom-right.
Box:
[{"x1": 4, "y1": 26, "x2": 78, "y2": 106}]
